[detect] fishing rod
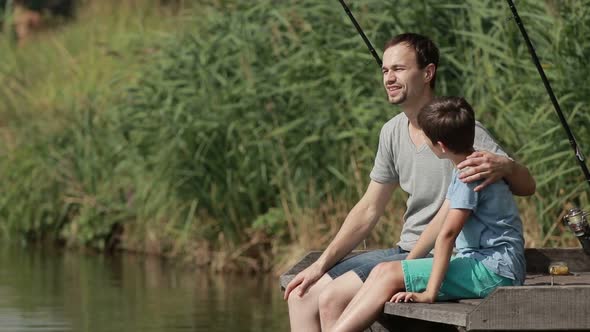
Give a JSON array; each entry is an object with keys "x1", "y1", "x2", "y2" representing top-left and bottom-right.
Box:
[
  {"x1": 337, "y1": 0, "x2": 382, "y2": 67},
  {"x1": 507, "y1": 0, "x2": 590, "y2": 254},
  {"x1": 507, "y1": 0, "x2": 590, "y2": 190}
]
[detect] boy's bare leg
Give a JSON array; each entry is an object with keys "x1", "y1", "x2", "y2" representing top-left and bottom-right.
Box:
[
  {"x1": 318, "y1": 271, "x2": 364, "y2": 331},
  {"x1": 330, "y1": 262, "x2": 405, "y2": 332},
  {"x1": 287, "y1": 273, "x2": 332, "y2": 332}
]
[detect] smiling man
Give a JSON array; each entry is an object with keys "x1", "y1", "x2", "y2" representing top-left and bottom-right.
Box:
[{"x1": 283, "y1": 33, "x2": 536, "y2": 332}]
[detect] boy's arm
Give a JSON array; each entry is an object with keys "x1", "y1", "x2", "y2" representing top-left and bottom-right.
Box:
[
  {"x1": 406, "y1": 200, "x2": 450, "y2": 260},
  {"x1": 422, "y1": 209, "x2": 470, "y2": 301},
  {"x1": 391, "y1": 208, "x2": 470, "y2": 304}
]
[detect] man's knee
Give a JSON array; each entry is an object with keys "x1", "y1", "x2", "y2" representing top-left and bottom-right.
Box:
[
  {"x1": 287, "y1": 274, "x2": 332, "y2": 308},
  {"x1": 287, "y1": 287, "x2": 312, "y2": 308},
  {"x1": 372, "y1": 261, "x2": 401, "y2": 278},
  {"x1": 317, "y1": 284, "x2": 339, "y2": 315},
  {"x1": 318, "y1": 272, "x2": 362, "y2": 315},
  {"x1": 370, "y1": 261, "x2": 404, "y2": 286}
]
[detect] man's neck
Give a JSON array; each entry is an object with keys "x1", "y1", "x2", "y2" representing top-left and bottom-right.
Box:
[{"x1": 402, "y1": 91, "x2": 434, "y2": 128}]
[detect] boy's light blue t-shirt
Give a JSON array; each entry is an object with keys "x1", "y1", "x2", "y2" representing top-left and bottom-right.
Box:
[{"x1": 446, "y1": 169, "x2": 526, "y2": 285}]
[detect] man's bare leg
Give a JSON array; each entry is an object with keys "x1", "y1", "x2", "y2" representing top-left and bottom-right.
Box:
[
  {"x1": 330, "y1": 262, "x2": 405, "y2": 332},
  {"x1": 287, "y1": 273, "x2": 332, "y2": 332},
  {"x1": 318, "y1": 271, "x2": 363, "y2": 331}
]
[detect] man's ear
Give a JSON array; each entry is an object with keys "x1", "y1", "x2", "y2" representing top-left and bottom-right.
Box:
[
  {"x1": 424, "y1": 63, "x2": 436, "y2": 84},
  {"x1": 437, "y1": 141, "x2": 447, "y2": 153}
]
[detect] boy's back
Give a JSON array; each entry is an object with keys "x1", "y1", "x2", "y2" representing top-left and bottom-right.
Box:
[{"x1": 447, "y1": 169, "x2": 526, "y2": 285}]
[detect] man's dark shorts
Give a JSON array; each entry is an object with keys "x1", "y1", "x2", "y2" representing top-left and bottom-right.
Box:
[{"x1": 326, "y1": 247, "x2": 431, "y2": 282}]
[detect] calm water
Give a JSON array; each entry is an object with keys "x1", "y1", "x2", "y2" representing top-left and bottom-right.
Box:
[{"x1": 0, "y1": 245, "x2": 289, "y2": 332}]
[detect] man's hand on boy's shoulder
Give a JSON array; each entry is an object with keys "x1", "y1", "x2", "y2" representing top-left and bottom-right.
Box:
[{"x1": 456, "y1": 150, "x2": 513, "y2": 192}]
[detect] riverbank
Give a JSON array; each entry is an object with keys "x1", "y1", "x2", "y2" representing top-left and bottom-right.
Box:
[{"x1": 0, "y1": 0, "x2": 587, "y2": 273}]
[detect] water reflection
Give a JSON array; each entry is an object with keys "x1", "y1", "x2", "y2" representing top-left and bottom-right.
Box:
[{"x1": 0, "y1": 245, "x2": 289, "y2": 332}]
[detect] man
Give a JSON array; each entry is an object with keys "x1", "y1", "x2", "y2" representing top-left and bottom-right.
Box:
[{"x1": 283, "y1": 33, "x2": 535, "y2": 332}]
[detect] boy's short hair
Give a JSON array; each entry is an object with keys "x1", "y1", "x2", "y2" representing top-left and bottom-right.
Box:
[
  {"x1": 418, "y1": 97, "x2": 475, "y2": 154},
  {"x1": 383, "y1": 33, "x2": 439, "y2": 89}
]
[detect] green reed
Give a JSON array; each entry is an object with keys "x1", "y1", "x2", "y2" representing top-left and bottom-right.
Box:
[{"x1": 0, "y1": 0, "x2": 588, "y2": 270}]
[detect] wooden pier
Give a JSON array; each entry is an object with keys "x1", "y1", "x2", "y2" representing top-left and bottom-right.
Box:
[{"x1": 280, "y1": 248, "x2": 590, "y2": 331}]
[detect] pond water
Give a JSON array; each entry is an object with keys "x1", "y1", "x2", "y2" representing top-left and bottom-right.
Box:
[{"x1": 0, "y1": 245, "x2": 289, "y2": 332}]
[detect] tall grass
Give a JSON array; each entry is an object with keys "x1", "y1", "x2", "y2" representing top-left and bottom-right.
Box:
[
  {"x1": 0, "y1": 0, "x2": 199, "y2": 246},
  {"x1": 0, "y1": 0, "x2": 588, "y2": 271}
]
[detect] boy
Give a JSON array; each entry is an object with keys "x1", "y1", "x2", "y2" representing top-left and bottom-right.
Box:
[{"x1": 328, "y1": 97, "x2": 526, "y2": 332}]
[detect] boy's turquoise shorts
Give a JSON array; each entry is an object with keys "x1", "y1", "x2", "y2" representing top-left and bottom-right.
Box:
[{"x1": 401, "y1": 256, "x2": 513, "y2": 300}]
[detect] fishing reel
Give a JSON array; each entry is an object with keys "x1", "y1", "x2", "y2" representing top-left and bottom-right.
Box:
[{"x1": 562, "y1": 207, "x2": 590, "y2": 255}]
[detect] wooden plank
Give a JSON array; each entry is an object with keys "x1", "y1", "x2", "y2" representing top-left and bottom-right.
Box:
[
  {"x1": 280, "y1": 249, "x2": 590, "y2": 331},
  {"x1": 525, "y1": 248, "x2": 590, "y2": 273},
  {"x1": 370, "y1": 314, "x2": 462, "y2": 332},
  {"x1": 384, "y1": 301, "x2": 476, "y2": 327},
  {"x1": 524, "y1": 272, "x2": 590, "y2": 286},
  {"x1": 467, "y1": 286, "x2": 590, "y2": 331},
  {"x1": 457, "y1": 298, "x2": 483, "y2": 306}
]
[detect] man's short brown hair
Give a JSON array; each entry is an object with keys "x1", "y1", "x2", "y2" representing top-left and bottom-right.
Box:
[{"x1": 418, "y1": 97, "x2": 475, "y2": 154}]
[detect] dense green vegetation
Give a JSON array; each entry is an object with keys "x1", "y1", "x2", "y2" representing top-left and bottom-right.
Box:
[{"x1": 1, "y1": 0, "x2": 588, "y2": 271}]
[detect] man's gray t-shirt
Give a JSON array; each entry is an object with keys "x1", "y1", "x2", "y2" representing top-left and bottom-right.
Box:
[{"x1": 370, "y1": 112, "x2": 508, "y2": 251}]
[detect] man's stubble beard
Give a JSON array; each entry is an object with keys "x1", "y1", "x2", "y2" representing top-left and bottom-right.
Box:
[{"x1": 387, "y1": 92, "x2": 407, "y2": 105}]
